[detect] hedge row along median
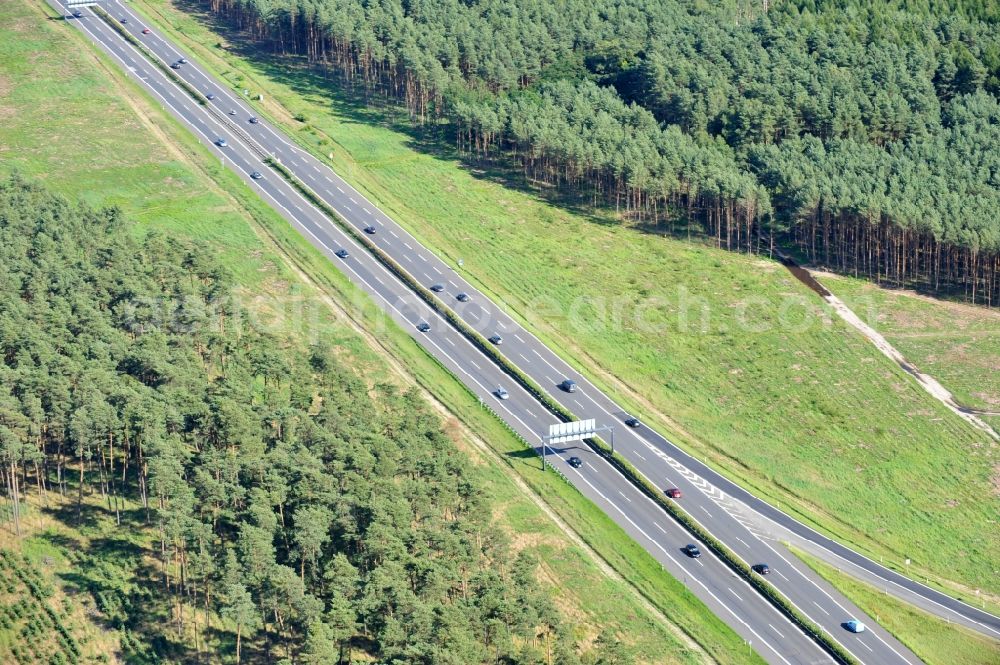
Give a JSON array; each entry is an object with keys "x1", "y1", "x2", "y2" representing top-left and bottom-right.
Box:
[
  {"x1": 77, "y1": 7, "x2": 854, "y2": 661},
  {"x1": 93, "y1": 6, "x2": 208, "y2": 107},
  {"x1": 265, "y1": 156, "x2": 859, "y2": 665},
  {"x1": 265, "y1": 157, "x2": 578, "y2": 419},
  {"x1": 583, "y1": 434, "x2": 860, "y2": 664}
]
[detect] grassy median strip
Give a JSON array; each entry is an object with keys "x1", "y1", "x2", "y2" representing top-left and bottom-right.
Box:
[
  {"x1": 92, "y1": 5, "x2": 208, "y2": 106},
  {"x1": 2, "y1": 2, "x2": 750, "y2": 661},
  {"x1": 134, "y1": 0, "x2": 1000, "y2": 606},
  {"x1": 265, "y1": 157, "x2": 580, "y2": 419},
  {"x1": 92, "y1": 8, "x2": 864, "y2": 653},
  {"x1": 265, "y1": 155, "x2": 860, "y2": 665},
  {"x1": 585, "y1": 436, "x2": 862, "y2": 665},
  {"x1": 90, "y1": 3, "x2": 913, "y2": 657}
]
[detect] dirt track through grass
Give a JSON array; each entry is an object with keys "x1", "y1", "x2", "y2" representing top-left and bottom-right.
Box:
[
  {"x1": 129, "y1": 0, "x2": 1000, "y2": 601},
  {"x1": 825, "y1": 273, "x2": 1000, "y2": 416}
]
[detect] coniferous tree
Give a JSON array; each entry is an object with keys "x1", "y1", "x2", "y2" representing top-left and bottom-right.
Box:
[{"x1": 0, "y1": 175, "x2": 585, "y2": 662}]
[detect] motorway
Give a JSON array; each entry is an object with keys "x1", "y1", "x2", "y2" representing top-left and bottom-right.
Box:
[{"x1": 57, "y1": 1, "x2": 999, "y2": 662}]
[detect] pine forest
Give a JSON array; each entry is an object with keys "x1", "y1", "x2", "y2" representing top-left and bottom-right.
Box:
[
  {"x1": 0, "y1": 176, "x2": 628, "y2": 664},
  {"x1": 204, "y1": 0, "x2": 1000, "y2": 304}
]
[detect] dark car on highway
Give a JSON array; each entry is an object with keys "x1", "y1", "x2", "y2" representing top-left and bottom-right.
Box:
[
  {"x1": 752, "y1": 563, "x2": 771, "y2": 575},
  {"x1": 250, "y1": 171, "x2": 263, "y2": 180},
  {"x1": 456, "y1": 292, "x2": 470, "y2": 302},
  {"x1": 249, "y1": 116, "x2": 259, "y2": 124},
  {"x1": 560, "y1": 379, "x2": 577, "y2": 393},
  {"x1": 335, "y1": 249, "x2": 349, "y2": 258},
  {"x1": 625, "y1": 417, "x2": 641, "y2": 428},
  {"x1": 364, "y1": 225, "x2": 376, "y2": 234},
  {"x1": 430, "y1": 284, "x2": 445, "y2": 292},
  {"x1": 683, "y1": 544, "x2": 702, "y2": 558},
  {"x1": 488, "y1": 334, "x2": 502, "y2": 345},
  {"x1": 206, "y1": 93, "x2": 216, "y2": 100},
  {"x1": 72, "y1": 10, "x2": 82, "y2": 17},
  {"x1": 568, "y1": 456, "x2": 582, "y2": 468},
  {"x1": 665, "y1": 488, "x2": 682, "y2": 499},
  {"x1": 416, "y1": 322, "x2": 431, "y2": 332}
]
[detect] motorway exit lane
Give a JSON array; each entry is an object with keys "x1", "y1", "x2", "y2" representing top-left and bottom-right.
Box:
[
  {"x1": 99, "y1": 12, "x2": 915, "y2": 660},
  {"x1": 74, "y1": 1, "x2": 995, "y2": 661},
  {"x1": 59, "y1": 7, "x2": 838, "y2": 662}
]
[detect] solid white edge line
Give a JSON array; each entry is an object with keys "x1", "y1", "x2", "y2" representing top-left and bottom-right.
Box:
[{"x1": 78, "y1": 11, "x2": 937, "y2": 660}]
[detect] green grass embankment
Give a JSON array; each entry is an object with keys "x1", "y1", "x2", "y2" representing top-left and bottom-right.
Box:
[
  {"x1": 791, "y1": 547, "x2": 1000, "y2": 665},
  {"x1": 126, "y1": 0, "x2": 1000, "y2": 605},
  {"x1": 0, "y1": 1, "x2": 758, "y2": 661}
]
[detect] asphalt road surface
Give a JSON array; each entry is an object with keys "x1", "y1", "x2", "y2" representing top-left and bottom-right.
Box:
[{"x1": 57, "y1": 1, "x2": 1000, "y2": 661}]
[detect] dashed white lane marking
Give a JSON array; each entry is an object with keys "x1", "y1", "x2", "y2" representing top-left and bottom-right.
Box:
[
  {"x1": 552, "y1": 461, "x2": 795, "y2": 665},
  {"x1": 470, "y1": 360, "x2": 481, "y2": 370},
  {"x1": 768, "y1": 624, "x2": 785, "y2": 639},
  {"x1": 635, "y1": 451, "x2": 646, "y2": 461},
  {"x1": 735, "y1": 536, "x2": 749, "y2": 548},
  {"x1": 777, "y1": 571, "x2": 790, "y2": 581},
  {"x1": 701, "y1": 505, "x2": 713, "y2": 518},
  {"x1": 349, "y1": 197, "x2": 358, "y2": 204},
  {"x1": 336, "y1": 186, "x2": 344, "y2": 193},
  {"x1": 403, "y1": 242, "x2": 413, "y2": 249},
  {"x1": 618, "y1": 491, "x2": 631, "y2": 502},
  {"x1": 514, "y1": 334, "x2": 525, "y2": 343},
  {"x1": 858, "y1": 640, "x2": 873, "y2": 653},
  {"x1": 89, "y1": 23, "x2": 815, "y2": 643},
  {"x1": 728, "y1": 587, "x2": 744, "y2": 602},
  {"x1": 813, "y1": 602, "x2": 830, "y2": 616},
  {"x1": 389, "y1": 230, "x2": 398, "y2": 237},
  {"x1": 526, "y1": 409, "x2": 536, "y2": 418},
  {"x1": 324, "y1": 176, "x2": 333, "y2": 183},
  {"x1": 364, "y1": 208, "x2": 372, "y2": 214},
  {"x1": 585, "y1": 462, "x2": 598, "y2": 472},
  {"x1": 444, "y1": 338, "x2": 455, "y2": 346},
  {"x1": 653, "y1": 522, "x2": 666, "y2": 534},
  {"x1": 82, "y1": 16, "x2": 836, "y2": 662}
]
